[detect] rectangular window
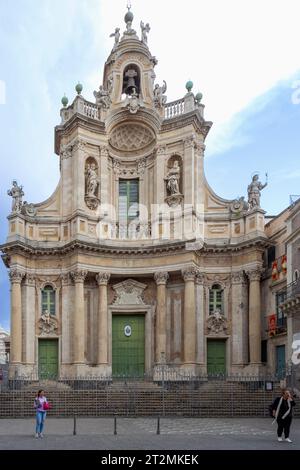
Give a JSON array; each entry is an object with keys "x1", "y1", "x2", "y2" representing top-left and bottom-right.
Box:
[
  {"x1": 209, "y1": 287, "x2": 223, "y2": 314},
  {"x1": 276, "y1": 290, "x2": 287, "y2": 329},
  {"x1": 42, "y1": 287, "x2": 56, "y2": 315},
  {"x1": 261, "y1": 340, "x2": 268, "y2": 363},
  {"x1": 119, "y1": 179, "x2": 139, "y2": 225},
  {"x1": 267, "y1": 246, "x2": 276, "y2": 268}
]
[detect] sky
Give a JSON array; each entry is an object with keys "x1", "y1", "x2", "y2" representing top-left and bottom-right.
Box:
[{"x1": 0, "y1": 0, "x2": 300, "y2": 330}]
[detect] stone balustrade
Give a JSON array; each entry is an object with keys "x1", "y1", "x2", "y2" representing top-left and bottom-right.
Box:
[{"x1": 164, "y1": 98, "x2": 185, "y2": 119}]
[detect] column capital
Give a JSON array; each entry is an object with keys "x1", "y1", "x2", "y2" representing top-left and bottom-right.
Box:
[
  {"x1": 184, "y1": 134, "x2": 197, "y2": 149},
  {"x1": 96, "y1": 272, "x2": 111, "y2": 286},
  {"x1": 231, "y1": 270, "x2": 246, "y2": 285},
  {"x1": 182, "y1": 267, "x2": 197, "y2": 282},
  {"x1": 154, "y1": 272, "x2": 169, "y2": 285},
  {"x1": 60, "y1": 273, "x2": 72, "y2": 286},
  {"x1": 156, "y1": 145, "x2": 167, "y2": 156},
  {"x1": 9, "y1": 269, "x2": 25, "y2": 284},
  {"x1": 195, "y1": 270, "x2": 205, "y2": 285},
  {"x1": 72, "y1": 138, "x2": 87, "y2": 153},
  {"x1": 24, "y1": 273, "x2": 36, "y2": 286},
  {"x1": 71, "y1": 270, "x2": 88, "y2": 283},
  {"x1": 100, "y1": 145, "x2": 109, "y2": 158},
  {"x1": 246, "y1": 267, "x2": 264, "y2": 282}
]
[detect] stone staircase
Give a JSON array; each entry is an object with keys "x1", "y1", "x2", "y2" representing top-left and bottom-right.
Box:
[{"x1": 0, "y1": 380, "x2": 299, "y2": 418}]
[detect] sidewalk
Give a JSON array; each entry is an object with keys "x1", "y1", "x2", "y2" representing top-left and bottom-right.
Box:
[{"x1": 0, "y1": 418, "x2": 299, "y2": 450}]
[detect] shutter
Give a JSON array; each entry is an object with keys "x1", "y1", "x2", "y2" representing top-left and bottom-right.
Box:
[
  {"x1": 128, "y1": 179, "x2": 139, "y2": 220},
  {"x1": 118, "y1": 179, "x2": 139, "y2": 222},
  {"x1": 119, "y1": 180, "x2": 128, "y2": 223}
]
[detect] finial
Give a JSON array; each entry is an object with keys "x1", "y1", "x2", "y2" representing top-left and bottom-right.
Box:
[
  {"x1": 195, "y1": 92, "x2": 203, "y2": 103},
  {"x1": 185, "y1": 80, "x2": 193, "y2": 93},
  {"x1": 127, "y1": 0, "x2": 132, "y2": 10},
  {"x1": 61, "y1": 94, "x2": 69, "y2": 107},
  {"x1": 75, "y1": 82, "x2": 83, "y2": 95}
]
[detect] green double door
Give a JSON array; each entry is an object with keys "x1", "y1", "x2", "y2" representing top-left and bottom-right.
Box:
[
  {"x1": 207, "y1": 339, "x2": 226, "y2": 375},
  {"x1": 112, "y1": 314, "x2": 145, "y2": 377},
  {"x1": 38, "y1": 339, "x2": 58, "y2": 379}
]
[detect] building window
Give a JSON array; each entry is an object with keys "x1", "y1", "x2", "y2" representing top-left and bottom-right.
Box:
[
  {"x1": 276, "y1": 290, "x2": 287, "y2": 329},
  {"x1": 261, "y1": 340, "x2": 268, "y2": 363},
  {"x1": 41, "y1": 285, "x2": 56, "y2": 316},
  {"x1": 267, "y1": 246, "x2": 276, "y2": 268},
  {"x1": 119, "y1": 179, "x2": 139, "y2": 225},
  {"x1": 209, "y1": 284, "x2": 223, "y2": 314}
]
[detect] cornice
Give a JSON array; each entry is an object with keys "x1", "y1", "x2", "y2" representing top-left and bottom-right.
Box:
[{"x1": 161, "y1": 110, "x2": 212, "y2": 138}]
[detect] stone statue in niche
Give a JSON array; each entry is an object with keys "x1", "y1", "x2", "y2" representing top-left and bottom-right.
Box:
[
  {"x1": 140, "y1": 21, "x2": 150, "y2": 44},
  {"x1": 85, "y1": 160, "x2": 100, "y2": 210},
  {"x1": 94, "y1": 85, "x2": 111, "y2": 109},
  {"x1": 153, "y1": 80, "x2": 167, "y2": 108},
  {"x1": 247, "y1": 173, "x2": 268, "y2": 210},
  {"x1": 7, "y1": 180, "x2": 24, "y2": 213},
  {"x1": 109, "y1": 27, "x2": 120, "y2": 50},
  {"x1": 165, "y1": 161, "x2": 180, "y2": 195},
  {"x1": 164, "y1": 160, "x2": 183, "y2": 207}
]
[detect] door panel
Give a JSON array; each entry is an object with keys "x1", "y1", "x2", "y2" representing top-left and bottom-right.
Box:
[
  {"x1": 112, "y1": 315, "x2": 145, "y2": 377},
  {"x1": 38, "y1": 339, "x2": 58, "y2": 379},
  {"x1": 276, "y1": 345, "x2": 286, "y2": 378},
  {"x1": 207, "y1": 339, "x2": 226, "y2": 375}
]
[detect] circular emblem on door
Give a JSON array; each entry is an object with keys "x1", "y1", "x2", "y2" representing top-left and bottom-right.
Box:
[{"x1": 124, "y1": 325, "x2": 132, "y2": 337}]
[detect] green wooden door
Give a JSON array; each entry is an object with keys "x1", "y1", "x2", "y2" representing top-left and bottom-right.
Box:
[
  {"x1": 38, "y1": 339, "x2": 58, "y2": 379},
  {"x1": 112, "y1": 315, "x2": 145, "y2": 377},
  {"x1": 207, "y1": 339, "x2": 226, "y2": 375},
  {"x1": 276, "y1": 345, "x2": 286, "y2": 378}
]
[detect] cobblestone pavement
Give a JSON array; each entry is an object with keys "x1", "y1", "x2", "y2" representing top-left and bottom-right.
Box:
[{"x1": 0, "y1": 418, "x2": 299, "y2": 450}]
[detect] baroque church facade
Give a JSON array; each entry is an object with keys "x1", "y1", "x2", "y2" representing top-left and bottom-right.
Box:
[{"x1": 2, "y1": 9, "x2": 277, "y2": 380}]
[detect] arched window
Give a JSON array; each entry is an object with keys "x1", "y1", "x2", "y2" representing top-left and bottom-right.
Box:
[
  {"x1": 41, "y1": 285, "x2": 56, "y2": 316},
  {"x1": 209, "y1": 284, "x2": 223, "y2": 315}
]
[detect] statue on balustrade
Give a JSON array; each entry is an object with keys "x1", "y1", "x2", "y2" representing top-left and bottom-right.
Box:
[
  {"x1": 247, "y1": 173, "x2": 268, "y2": 209},
  {"x1": 109, "y1": 27, "x2": 120, "y2": 50},
  {"x1": 153, "y1": 81, "x2": 167, "y2": 108},
  {"x1": 7, "y1": 180, "x2": 24, "y2": 213},
  {"x1": 140, "y1": 21, "x2": 150, "y2": 44},
  {"x1": 94, "y1": 85, "x2": 111, "y2": 109}
]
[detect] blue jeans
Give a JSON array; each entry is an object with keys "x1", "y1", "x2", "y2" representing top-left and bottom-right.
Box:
[{"x1": 36, "y1": 411, "x2": 46, "y2": 434}]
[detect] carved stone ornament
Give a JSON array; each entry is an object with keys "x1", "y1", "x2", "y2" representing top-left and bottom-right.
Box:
[
  {"x1": 21, "y1": 202, "x2": 37, "y2": 217},
  {"x1": 9, "y1": 269, "x2": 25, "y2": 284},
  {"x1": 60, "y1": 144, "x2": 73, "y2": 160},
  {"x1": 246, "y1": 268, "x2": 264, "y2": 282},
  {"x1": 96, "y1": 272, "x2": 111, "y2": 286},
  {"x1": 109, "y1": 124, "x2": 154, "y2": 152},
  {"x1": 112, "y1": 279, "x2": 147, "y2": 305},
  {"x1": 154, "y1": 272, "x2": 169, "y2": 285},
  {"x1": 165, "y1": 194, "x2": 184, "y2": 208},
  {"x1": 38, "y1": 310, "x2": 58, "y2": 336},
  {"x1": 182, "y1": 267, "x2": 197, "y2": 282},
  {"x1": 125, "y1": 89, "x2": 141, "y2": 114},
  {"x1": 207, "y1": 309, "x2": 228, "y2": 335},
  {"x1": 112, "y1": 157, "x2": 146, "y2": 178},
  {"x1": 231, "y1": 271, "x2": 246, "y2": 284},
  {"x1": 230, "y1": 197, "x2": 249, "y2": 214},
  {"x1": 71, "y1": 270, "x2": 88, "y2": 283}
]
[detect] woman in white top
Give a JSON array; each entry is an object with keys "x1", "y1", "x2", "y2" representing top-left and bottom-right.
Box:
[{"x1": 34, "y1": 389, "x2": 48, "y2": 438}]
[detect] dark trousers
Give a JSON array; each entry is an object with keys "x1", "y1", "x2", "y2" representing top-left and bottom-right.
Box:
[{"x1": 277, "y1": 416, "x2": 292, "y2": 438}]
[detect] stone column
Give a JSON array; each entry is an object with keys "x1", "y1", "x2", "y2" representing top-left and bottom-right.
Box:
[
  {"x1": 96, "y1": 272, "x2": 111, "y2": 365},
  {"x1": 61, "y1": 274, "x2": 72, "y2": 367},
  {"x1": 154, "y1": 272, "x2": 169, "y2": 362},
  {"x1": 183, "y1": 137, "x2": 196, "y2": 238},
  {"x1": 246, "y1": 268, "x2": 263, "y2": 365},
  {"x1": 195, "y1": 271, "x2": 205, "y2": 364},
  {"x1": 23, "y1": 274, "x2": 36, "y2": 366},
  {"x1": 9, "y1": 269, "x2": 25, "y2": 365},
  {"x1": 231, "y1": 271, "x2": 248, "y2": 366},
  {"x1": 182, "y1": 267, "x2": 197, "y2": 364},
  {"x1": 71, "y1": 270, "x2": 88, "y2": 364}
]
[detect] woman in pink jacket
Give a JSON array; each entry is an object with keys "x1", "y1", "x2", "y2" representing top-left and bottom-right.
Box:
[{"x1": 34, "y1": 389, "x2": 49, "y2": 438}]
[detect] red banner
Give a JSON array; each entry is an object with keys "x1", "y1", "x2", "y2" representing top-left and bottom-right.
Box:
[
  {"x1": 268, "y1": 314, "x2": 276, "y2": 336},
  {"x1": 281, "y1": 254, "x2": 287, "y2": 274},
  {"x1": 272, "y1": 260, "x2": 279, "y2": 281}
]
